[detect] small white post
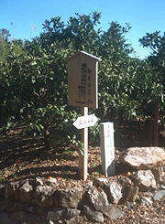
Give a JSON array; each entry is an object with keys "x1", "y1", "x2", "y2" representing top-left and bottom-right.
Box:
[
  {"x1": 80, "y1": 107, "x2": 88, "y2": 180},
  {"x1": 100, "y1": 122, "x2": 115, "y2": 177}
]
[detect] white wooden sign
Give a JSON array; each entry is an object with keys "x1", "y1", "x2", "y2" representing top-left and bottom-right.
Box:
[
  {"x1": 73, "y1": 114, "x2": 98, "y2": 129},
  {"x1": 68, "y1": 51, "x2": 101, "y2": 109},
  {"x1": 100, "y1": 122, "x2": 115, "y2": 177}
]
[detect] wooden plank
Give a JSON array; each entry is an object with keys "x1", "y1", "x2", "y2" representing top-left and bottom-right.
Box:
[
  {"x1": 79, "y1": 107, "x2": 89, "y2": 180},
  {"x1": 68, "y1": 52, "x2": 99, "y2": 108}
]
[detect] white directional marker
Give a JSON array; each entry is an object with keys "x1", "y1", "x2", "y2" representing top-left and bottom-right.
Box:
[{"x1": 73, "y1": 114, "x2": 98, "y2": 129}]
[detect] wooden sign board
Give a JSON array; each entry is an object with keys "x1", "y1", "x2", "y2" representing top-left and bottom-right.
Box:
[{"x1": 68, "y1": 51, "x2": 101, "y2": 109}]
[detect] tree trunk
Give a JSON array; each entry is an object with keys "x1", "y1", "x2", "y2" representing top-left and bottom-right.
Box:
[
  {"x1": 152, "y1": 103, "x2": 160, "y2": 146},
  {"x1": 43, "y1": 127, "x2": 50, "y2": 149},
  {"x1": 145, "y1": 119, "x2": 153, "y2": 146}
]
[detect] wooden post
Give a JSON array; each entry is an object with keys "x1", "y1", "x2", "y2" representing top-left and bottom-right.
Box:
[{"x1": 80, "y1": 107, "x2": 88, "y2": 180}]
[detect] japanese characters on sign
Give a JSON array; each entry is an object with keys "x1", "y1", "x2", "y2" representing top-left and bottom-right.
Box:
[{"x1": 68, "y1": 51, "x2": 100, "y2": 109}]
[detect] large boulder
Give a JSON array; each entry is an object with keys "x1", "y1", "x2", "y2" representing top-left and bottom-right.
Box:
[
  {"x1": 54, "y1": 187, "x2": 83, "y2": 208},
  {"x1": 83, "y1": 206, "x2": 104, "y2": 223},
  {"x1": 19, "y1": 180, "x2": 34, "y2": 203},
  {"x1": 47, "y1": 208, "x2": 81, "y2": 224},
  {"x1": 133, "y1": 170, "x2": 157, "y2": 191},
  {"x1": 103, "y1": 181, "x2": 122, "y2": 204},
  {"x1": 84, "y1": 185, "x2": 109, "y2": 212},
  {"x1": 93, "y1": 178, "x2": 122, "y2": 204},
  {"x1": 5, "y1": 180, "x2": 34, "y2": 203},
  {"x1": 34, "y1": 184, "x2": 55, "y2": 207},
  {"x1": 118, "y1": 177, "x2": 139, "y2": 202},
  {"x1": 123, "y1": 147, "x2": 165, "y2": 170}
]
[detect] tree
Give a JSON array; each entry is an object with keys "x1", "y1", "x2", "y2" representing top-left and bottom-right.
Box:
[
  {"x1": 139, "y1": 32, "x2": 165, "y2": 145},
  {"x1": 98, "y1": 22, "x2": 138, "y2": 120},
  {"x1": 0, "y1": 14, "x2": 142, "y2": 145},
  {"x1": 40, "y1": 12, "x2": 101, "y2": 53},
  {"x1": 0, "y1": 29, "x2": 11, "y2": 62},
  {"x1": 2, "y1": 13, "x2": 163, "y2": 148}
]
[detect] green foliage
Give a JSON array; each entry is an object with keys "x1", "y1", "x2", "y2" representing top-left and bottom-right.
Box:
[
  {"x1": 40, "y1": 12, "x2": 101, "y2": 53},
  {"x1": 0, "y1": 12, "x2": 164, "y2": 148},
  {"x1": 139, "y1": 32, "x2": 165, "y2": 112}
]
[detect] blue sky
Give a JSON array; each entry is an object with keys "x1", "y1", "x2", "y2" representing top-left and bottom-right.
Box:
[{"x1": 1, "y1": 0, "x2": 165, "y2": 58}]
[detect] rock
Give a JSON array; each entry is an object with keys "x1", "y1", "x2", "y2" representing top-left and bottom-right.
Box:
[
  {"x1": 0, "y1": 183, "x2": 5, "y2": 198},
  {"x1": 34, "y1": 184, "x2": 55, "y2": 207},
  {"x1": 93, "y1": 177, "x2": 109, "y2": 188},
  {"x1": 140, "y1": 192, "x2": 153, "y2": 205},
  {"x1": 47, "y1": 209, "x2": 65, "y2": 223},
  {"x1": 133, "y1": 170, "x2": 157, "y2": 191},
  {"x1": 34, "y1": 176, "x2": 58, "y2": 207},
  {"x1": 123, "y1": 147, "x2": 165, "y2": 169},
  {"x1": 94, "y1": 178, "x2": 122, "y2": 204},
  {"x1": 85, "y1": 186, "x2": 109, "y2": 212},
  {"x1": 4, "y1": 201, "x2": 28, "y2": 213},
  {"x1": 102, "y1": 204, "x2": 123, "y2": 220},
  {"x1": 54, "y1": 188, "x2": 83, "y2": 208},
  {"x1": 152, "y1": 167, "x2": 165, "y2": 185},
  {"x1": 98, "y1": 204, "x2": 111, "y2": 217},
  {"x1": 5, "y1": 181, "x2": 20, "y2": 200},
  {"x1": 83, "y1": 180, "x2": 94, "y2": 189},
  {"x1": 160, "y1": 185, "x2": 165, "y2": 190},
  {"x1": 153, "y1": 190, "x2": 165, "y2": 201},
  {"x1": 119, "y1": 177, "x2": 139, "y2": 202},
  {"x1": 19, "y1": 179, "x2": 33, "y2": 203},
  {"x1": 83, "y1": 205, "x2": 104, "y2": 223},
  {"x1": 65, "y1": 208, "x2": 81, "y2": 220},
  {"x1": 47, "y1": 208, "x2": 80, "y2": 223},
  {"x1": 65, "y1": 216, "x2": 81, "y2": 224},
  {"x1": 10, "y1": 211, "x2": 46, "y2": 224},
  {"x1": 125, "y1": 201, "x2": 135, "y2": 210},
  {"x1": 36, "y1": 177, "x2": 44, "y2": 185},
  {"x1": 141, "y1": 196, "x2": 153, "y2": 205},
  {"x1": 36, "y1": 176, "x2": 57, "y2": 186},
  {"x1": 0, "y1": 212, "x2": 13, "y2": 224},
  {"x1": 108, "y1": 205, "x2": 123, "y2": 220},
  {"x1": 5, "y1": 179, "x2": 34, "y2": 203},
  {"x1": 104, "y1": 181, "x2": 122, "y2": 204}
]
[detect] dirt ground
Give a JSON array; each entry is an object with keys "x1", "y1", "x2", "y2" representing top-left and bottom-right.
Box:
[{"x1": 0, "y1": 126, "x2": 165, "y2": 223}]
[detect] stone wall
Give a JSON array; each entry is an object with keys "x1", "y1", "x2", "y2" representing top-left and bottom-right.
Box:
[{"x1": 0, "y1": 147, "x2": 165, "y2": 224}]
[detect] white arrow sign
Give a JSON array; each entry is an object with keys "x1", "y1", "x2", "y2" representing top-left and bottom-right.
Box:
[{"x1": 73, "y1": 114, "x2": 98, "y2": 129}]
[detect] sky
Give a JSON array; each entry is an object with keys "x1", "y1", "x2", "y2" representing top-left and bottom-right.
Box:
[{"x1": 0, "y1": 0, "x2": 165, "y2": 59}]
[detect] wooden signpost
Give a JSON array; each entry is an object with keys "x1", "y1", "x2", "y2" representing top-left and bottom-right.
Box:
[{"x1": 68, "y1": 51, "x2": 101, "y2": 180}]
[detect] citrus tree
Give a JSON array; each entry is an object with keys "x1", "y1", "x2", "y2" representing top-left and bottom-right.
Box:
[
  {"x1": 139, "y1": 32, "x2": 165, "y2": 145},
  {"x1": 1, "y1": 12, "x2": 164, "y2": 147}
]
